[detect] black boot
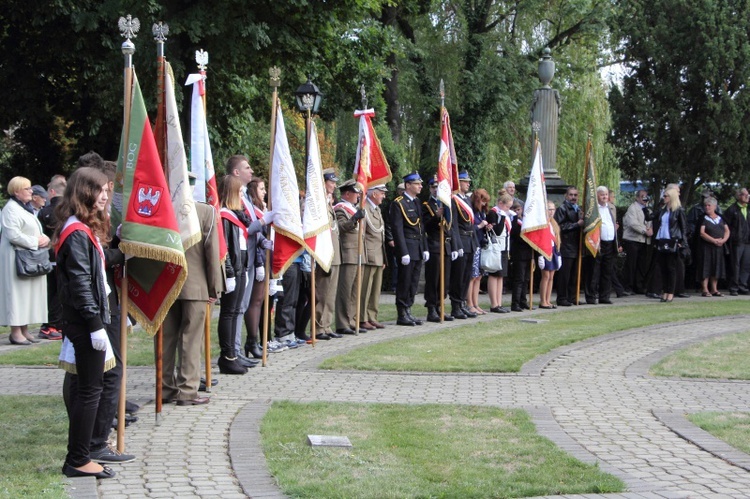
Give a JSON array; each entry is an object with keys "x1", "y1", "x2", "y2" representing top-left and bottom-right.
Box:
[
  {"x1": 397, "y1": 306, "x2": 415, "y2": 326},
  {"x1": 406, "y1": 307, "x2": 423, "y2": 325},
  {"x1": 218, "y1": 356, "x2": 248, "y2": 375},
  {"x1": 245, "y1": 342, "x2": 263, "y2": 359},
  {"x1": 426, "y1": 306, "x2": 440, "y2": 323},
  {"x1": 451, "y1": 302, "x2": 467, "y2": 319}
]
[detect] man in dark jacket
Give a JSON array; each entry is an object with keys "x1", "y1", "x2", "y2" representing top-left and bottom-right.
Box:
[
  {"x1": 37, "y1": 174, "x2": 67, "y2": 340},
  {"x1": 724, "y1": 187, "x2": 750, "y2": 295},
  {"x1": 554, "y1": 186, "x2": 583, "y2": 306}
]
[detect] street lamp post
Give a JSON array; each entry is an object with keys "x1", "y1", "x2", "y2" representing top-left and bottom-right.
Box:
[{"x1": 294, "y1": 77, "x2": 323, "y2": 168}]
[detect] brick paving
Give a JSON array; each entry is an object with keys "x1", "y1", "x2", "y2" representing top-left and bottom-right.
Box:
[{"x1": 2, "y1": 294, "x2": 750, "y2": 498}]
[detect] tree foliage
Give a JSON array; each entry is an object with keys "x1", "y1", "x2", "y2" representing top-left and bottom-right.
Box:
[{"x1": 609, "y1": 0, "x2": 750, "y2": 203}]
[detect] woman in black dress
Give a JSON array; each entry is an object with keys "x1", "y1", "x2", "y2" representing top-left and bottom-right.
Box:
[{"x1": 698, "y1": 197, "x2": 730, "y2": 296}]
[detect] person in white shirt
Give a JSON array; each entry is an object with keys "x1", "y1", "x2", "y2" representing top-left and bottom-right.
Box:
[{"x1": 584, "y1": 186, "x2": 618, "y2": 304}]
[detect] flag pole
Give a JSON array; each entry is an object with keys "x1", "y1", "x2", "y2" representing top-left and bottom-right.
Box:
[
  {"x1": 195, "y1": 50, "x2": 213, "y2": 391},
  {"x1": 439, "y1": 81, "x2": 446, "y2": 322},
  {"x1": 116, "y1": 14, "x2": 139, "y2": 453},
  {"x1": 306, "y1": 112, "x2": 318, "y2": 347},
  {"x1": 152, "y1": 21, "x2": 169, "y2": 423},
  {"x1": 262, "y1": 67, "x2": 281, "y2": 367},
  {"x1": 353, "y1": 85, "x2": 368, "y2": 336},
  {"x1": 575, "y1": 138, "x2": 592, "y2": 305}
]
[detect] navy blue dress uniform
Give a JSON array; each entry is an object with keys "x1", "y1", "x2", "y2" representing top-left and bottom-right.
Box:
[
  {"x1": 449, "y1": 171, "x2": 477, "y2": 319},
  {"x1": 422, "y1": 176, "x2": 459, "y2": 322},
  {"x1": 389, "y1": 172, "x2": 428, "y2": 325}
]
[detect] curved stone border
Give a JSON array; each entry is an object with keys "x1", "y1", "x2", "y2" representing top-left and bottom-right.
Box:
[
  {"x1": 229, "y1": 399, "x2": 286, "y2": 498},
  {"x1": 653, "y1": 409, "x2": 750, "y2": 472}
]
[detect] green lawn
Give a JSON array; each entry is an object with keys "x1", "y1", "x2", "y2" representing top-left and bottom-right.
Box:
[
  {"x1": 0, "y1": 396, "x2": 68, "y2": 498},
  {"x1": 650, "y1": 330, "x2": 750, "y2": 379},
  {"x1": 321, "y1": 301, "x2": 750, "y2": 372},
  {"x1": 262, "y1": 401, "x2": 624, "y2": 498},
  {"x1": 687, "y1": 411, "x2": 750, "y2": 456}
]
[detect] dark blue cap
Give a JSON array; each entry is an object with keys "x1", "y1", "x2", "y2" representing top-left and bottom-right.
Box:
[
  {"x1": 403, "y1": 171, "x2": 423, "y2": 183},
  {"x1": 428, "y1": 175, "x2": 438, "y2": 186},
  {"x1": 458, "y1": 171, "x2": 471, "y2": 181}
]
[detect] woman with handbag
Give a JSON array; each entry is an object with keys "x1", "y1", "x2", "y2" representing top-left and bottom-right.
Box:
[
  {"x1": 486, "y1": 192, "x2": 513, "y2": 313},
  {"x1": 54, "y1": 167, "x2": 116, "y2": 479},
  {"x1": 538, "y1": 201, "x2": 562, "y2": 309},
  {"x1": 652, "y1": 187, "x2": 688, "y2": 302},
  {"x1": 0, "y1": 176, "x2": 50, "y2": 345},
  {"x1": 466, "y1": 189, "x2": 491, "y2": 315}
]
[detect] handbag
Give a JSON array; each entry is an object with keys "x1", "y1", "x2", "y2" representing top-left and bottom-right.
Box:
[
  {"x1": 480, "y1": 232, "x2": 503, "y2": 272},
  {"x1": 655, "y1": 238, "x2": 678, "y2": 253},
  {"x1": 15, "y1": 247, "x2": 53, "y2": 277}
]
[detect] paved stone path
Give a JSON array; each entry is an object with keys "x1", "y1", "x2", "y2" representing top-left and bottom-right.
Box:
[{"x1": 3, "y1": 295, "x2": 750, "y2": 498}]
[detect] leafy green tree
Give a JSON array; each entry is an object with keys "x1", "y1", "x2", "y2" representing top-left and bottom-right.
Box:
[{"x1": 609, "y1": 0, "x2": 750, "y2": 203}]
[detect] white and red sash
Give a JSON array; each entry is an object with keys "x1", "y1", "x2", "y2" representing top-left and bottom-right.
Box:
[
  {"x1": 220, "y1": 208, "x2": 249, "y2": 240},
  {"x1": 453, "y1": 194, "x2": 474, "y2": 224},
  {"x1": 55, "y1": 219, "x2": 105, "y2": 264},
  {"x1": 333, "y1": 201, "x2": 357, "y2": 217}
]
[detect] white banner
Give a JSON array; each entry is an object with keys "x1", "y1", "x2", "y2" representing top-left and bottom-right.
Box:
[{"x1": 303, "y1": 121, "x2": 334, "y2": 271}]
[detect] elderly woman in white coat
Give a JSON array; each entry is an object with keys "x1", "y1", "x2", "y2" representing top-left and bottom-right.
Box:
[{"x1": 0, "y1": 176, "x2": 50, "y2": 345}]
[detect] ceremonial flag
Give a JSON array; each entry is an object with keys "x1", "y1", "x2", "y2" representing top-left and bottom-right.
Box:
[
  {"x1": 162, "y1": 62, "x2": 201, "y2": 251},
  {"x1": 186, "y1": 70, "x2": 227, "y2": 261},
  {"x1": 111, "y1": 70, "x2": 187, "y2": 335},
  {"x1": 270, "y1": 103, "x2": 304, "y2": 277},
  {"x1": 353, "y1": 109, "x2": 392, "y2": 194},
  {"x1": 302, "y1": 121, "x2": 334, "y2": 271},
  {"x1": 437, "y1": 107, "x2": 460, "y2": 207},
  {"x1": 521, "y1": 141, "x2": 554, "y2": 259},
  {"x1": 583, "y1": 144, "x2": 601, "y2": 257}
]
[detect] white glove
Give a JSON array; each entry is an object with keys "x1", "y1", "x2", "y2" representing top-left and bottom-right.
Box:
[
  {"x1": 90, "y1": 329, "x2": 108, "y2": 351},
  {"x1": 451, "y1": 251, "x2": 458, "y2": 261},
  {"x1": 262, "y1": 210, "x2": 276, "y2": 225},
  {"x1": 556, "y1": 254, "x2": 563, "y2": 267},
  {"x1": 458, "y1": 248, "x2": 464, "y2": 257},
  {"x1": 116, "y1": 224, "x2": 122, "y2": 239},
  {"x1": 422, "y1": 251, "x2": 430, "y2": 262},
  {"x1": 261, "y1": 238, "x2": 273, "y2": 250},
  {"x1": 401, "y1": 255, "x2": 411, "y2": 266},
  {"x1": 269, "y1": 279, "x2": 280, "y2": 296},
  {"x1": 255, "y1": 266, "x2": 265, "y2": 282},
  {"x1": 538, "y1": 255, "x2": 545, "y2": 269},
  {"x1": 226, "y1": 277, "x2": 236, "y2": 293}
]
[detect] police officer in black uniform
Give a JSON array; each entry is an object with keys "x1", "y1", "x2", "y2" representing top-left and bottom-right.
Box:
[
  {"x1": 390, "y1": 172, "x2": 428, "y2": 326},
  {"x1": 422, "y1": 176, "x2": 460, "y2": 322}
]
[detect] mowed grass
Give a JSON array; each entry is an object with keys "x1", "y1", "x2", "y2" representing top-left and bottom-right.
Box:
[
  {"x1": 0, "y1": 396, "x2": 68, "y2": 498},
  {"x1": 687, "y1": 411, "x2": 750, "y2": 456},
  {"x1": 650, "y1": 330, "x2": 750, "y2": 379},
  {"x1": 321, "y1": 301, "x2": 750, "y2": 372},
  {"x1": 262, "y1": 401, "x2": 624, "y2": 498}
]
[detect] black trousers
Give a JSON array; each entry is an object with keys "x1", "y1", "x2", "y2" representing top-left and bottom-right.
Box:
[
  {"x1": 62, "y1": 322, "x2": 105, "y2": 468},
  {"x1": 218, "y1": 270, "x2": 247, "y2": 357},
  {"x1": 556, "y1": 255, "x2": 579, "y2": 304},
  {"x1": 448, "y1": 253, "x2": 471, "y2": 305},
  {"x1": 274, "y1": 264, "x2": 300, "y2": 338},
  {"x1": 622, "y1": 240, "x2": 648, "y2": 293},
  {"x1": 584, "y1": 240, "x2": 615, "y2": 301},
  {"x1": 396, "y1": 258, "x2": 422, "y2": 308},
  {"x1": 658, "y1": 250, "x2": 679, "y2": 294},
  {"x1": 511, "y1": 258, "x2": 531, "y2": 307},
  {"x1": 424, "y1": 250, "x2": 451, "y2": 308},
  {"x1": 295, "y1": 269, "x2": 311, "y2": 337},
  {"x1": 44, "y1": 267, "x2": 63, "y2": 329}
]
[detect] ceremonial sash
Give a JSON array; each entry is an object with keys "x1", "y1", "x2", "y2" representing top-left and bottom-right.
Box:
[
  {"x1": 55, "y1": 220, "x2": 105, "y2": 264},
  {"x1": 334, "y1": 202, "x2": 357, "y2": 217},
  {"x1": 220, "y1": 208, "x2": 249, "y2": 239},
  {"x1": 453, "y1": 194, "x2": 474, "y2": 224}
]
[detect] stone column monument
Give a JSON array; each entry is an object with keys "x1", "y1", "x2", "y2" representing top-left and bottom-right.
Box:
[{"x1": 519, "y1": 47, "x2": 569, "y2": 203}]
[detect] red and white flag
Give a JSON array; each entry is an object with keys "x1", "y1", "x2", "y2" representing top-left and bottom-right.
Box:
[
  {"x1": 270, "y1": 103, "x2": 304, "y2": 277},
  {"x1": 186, "y1": 70, "x2": 227, "y2": 261},
  {"x1": 521, "y1": 141, "x2": 554, "y2": 259},
  {"x1": 437, "y1": 108, "x2": 459, "y2": 206},
  {"x1": 353, "y1": 109, "x2": 392, "y2": 196},
  {"x1": 302, "y1": 121, "x2": 334, "y2": 271}
]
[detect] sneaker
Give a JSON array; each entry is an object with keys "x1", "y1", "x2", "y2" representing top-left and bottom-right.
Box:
[
  {"x1": 267, "y1": 340, "x2": 287, "y2": 353},
  {"x1": 38, "y1": 325, "x2": 62, "y2": 340},
  {"x1": 89, "y1": 446, "x2": 136, "y2": 464}
]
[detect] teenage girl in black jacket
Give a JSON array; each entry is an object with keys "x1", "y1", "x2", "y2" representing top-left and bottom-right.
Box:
[{"x1": 54, "y1": 167, "x2": 116, "y2": 479}]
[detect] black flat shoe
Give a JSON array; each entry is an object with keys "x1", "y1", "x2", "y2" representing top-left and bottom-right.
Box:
[
  {"x1": 9, "y1": 337, "x2": 32, "y2": 345},
  {"x1": 62, "y1": 462, "x2": 116, "y2": 479}
]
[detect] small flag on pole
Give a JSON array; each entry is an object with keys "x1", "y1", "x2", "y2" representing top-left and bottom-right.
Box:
[
  {"x1": 521, "y1": 141, "x2": 554, "y2": 259},
  {"x1": 353, "y1": 109, "x2": 392, "y2": 193},
  {"x1": 437, "y1": 108, "x2": 459, "y2": 207},
  {"x1": 583, "y1": 144, "x2": 601, "y2": 257}
]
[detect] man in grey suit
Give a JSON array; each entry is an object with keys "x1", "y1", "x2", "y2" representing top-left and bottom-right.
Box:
[{"x1": 161, "y1": 202, "x2": 223, "y2": 405}]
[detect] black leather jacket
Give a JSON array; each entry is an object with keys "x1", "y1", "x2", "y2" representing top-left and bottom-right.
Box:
[
  {"x1": 652, "y1": 207, "x2": 688, "y2": 247},
  {"x1": 554, "y1": 201, "x2": 582, "y2": 258},
  {"x1": 223, "y1": 210, "x2": 250, "y2": 279},
  {"x1": 56, "y1": 230, "x2": 111, "y2": 335}
]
